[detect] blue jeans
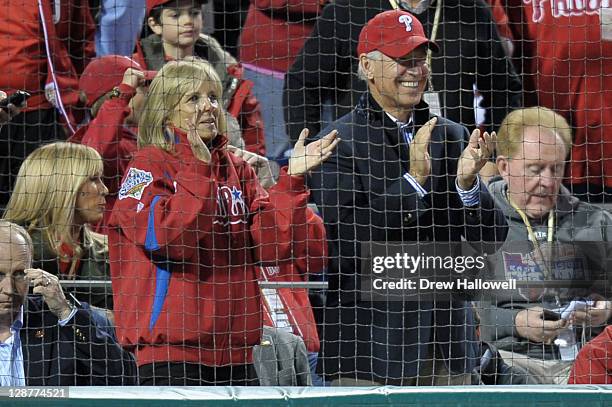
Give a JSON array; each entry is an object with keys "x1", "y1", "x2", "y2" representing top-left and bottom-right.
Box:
[{"x1": 243, "y1": 68, "x2": 292, "y2": 160}]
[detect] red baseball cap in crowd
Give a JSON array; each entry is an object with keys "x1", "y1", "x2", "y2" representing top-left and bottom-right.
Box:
[
  {"x1": 146, "y1": 0, "x2": 207, "y2": 16},
  {"x1": 357, "y1": 9, "x2": 439, "y2": 59},
  {"x1": 79, "y1": 55, "x2": 157, "y2": 107}
]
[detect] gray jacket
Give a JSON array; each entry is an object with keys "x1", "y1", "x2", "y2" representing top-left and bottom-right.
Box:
[
  {"x1": 477, "y1": 177, "x2": 612, "y2": 359},
  {"x1": 252, "y1": 326, "x2": 312, "y2": 386}
]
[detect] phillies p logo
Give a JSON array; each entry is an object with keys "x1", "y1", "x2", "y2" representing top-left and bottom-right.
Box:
[{"x1": 399, "y1": 15, "x2": 413, "y2": 32}]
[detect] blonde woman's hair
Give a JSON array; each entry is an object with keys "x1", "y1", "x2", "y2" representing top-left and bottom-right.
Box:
[
  {"x1": 497, "y1": 107, "x2": 572, "y2": 159},
  {"x1": 138, "y1": 59, "x2": 227, "y2": 152},
  {"x1": 3, "y1": 142, "x2": 107, "y2": 267}
]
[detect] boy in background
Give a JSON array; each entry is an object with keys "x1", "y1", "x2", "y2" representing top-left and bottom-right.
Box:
[{"x1": 134, "y1": 0, "x2": 266, "y2": 155}]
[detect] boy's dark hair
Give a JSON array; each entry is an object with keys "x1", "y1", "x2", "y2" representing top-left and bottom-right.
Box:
[
  {"x1": 144, "y1": 0, "x2": 206, "y2": 38},
  {"x1": 148, "y1": 0, "x2": 207, "y2": 25}
]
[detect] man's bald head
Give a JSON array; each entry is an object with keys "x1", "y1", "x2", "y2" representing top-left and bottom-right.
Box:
[
  {"x1": 0, "y1": 220, "x2": 32, "y2": 327},
  {"x1": 0, "y1": 220, "x2": 32, "y2": 267}
]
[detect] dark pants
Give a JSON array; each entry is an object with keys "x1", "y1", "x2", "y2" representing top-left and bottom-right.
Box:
[
  {"x1": 0, "y1": 108, "x2": 65, "y2": 208},
  {"x1": 139, "y1": 362, "x2": 259, "y2": 386}
]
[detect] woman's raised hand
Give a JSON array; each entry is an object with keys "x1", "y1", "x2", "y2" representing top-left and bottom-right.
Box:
[{"x1": 288, "y1": 128, "x2": 340, "y2": 176}]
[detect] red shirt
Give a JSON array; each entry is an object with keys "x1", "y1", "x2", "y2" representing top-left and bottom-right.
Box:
[
  {"x1": 507, "y1": 0, "x2": 612, "y2": 187},
  {"x1": 239, "y1": 0, "x2": 323, "y2": 72}
]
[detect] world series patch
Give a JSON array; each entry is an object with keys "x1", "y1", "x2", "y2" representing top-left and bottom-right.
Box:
[{"x1": 119, "y1": 167, "x2": 153, "y2": 201}]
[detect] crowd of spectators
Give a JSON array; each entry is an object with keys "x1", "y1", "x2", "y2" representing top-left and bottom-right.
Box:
[{"x1": 0, "y1": 0, "x2": 610, "y2": 387}]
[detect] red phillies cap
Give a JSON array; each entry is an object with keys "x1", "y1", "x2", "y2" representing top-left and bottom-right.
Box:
[
  {"x1": 146, "y1": 0, "x2": 207, "y2": 16},
  {"x1": 146, "y1": 0, "x2": 170, "y2": 15},
  {"x1": 357, "y1": 10, "x2": 439, "y2": 58},
  {"x1": 79, "y1": 55, "x2": 157, "y2": 107}
]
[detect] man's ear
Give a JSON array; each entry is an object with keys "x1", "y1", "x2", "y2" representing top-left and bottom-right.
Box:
[
  {"x1": 496, "y1": 155, "x2": 509, "y2": 178},
  {"x1": 148, "y1": 16, "x2": 163, "y2": 36},
  {"x1": 359, "y1": 54, "x2": 375, "y2": 80}
]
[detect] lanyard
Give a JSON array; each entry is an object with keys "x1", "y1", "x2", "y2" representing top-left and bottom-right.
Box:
[
  {"x1": 389, "y1": 0, "x2": 442, "y2": 91},
  {"x1": 508, "y1": 194, "x2": 555, "y2": 280}
]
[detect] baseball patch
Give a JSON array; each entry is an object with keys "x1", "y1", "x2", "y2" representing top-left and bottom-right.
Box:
[{"x1": 119, "y1": 167, "x2": 153, "y2": 201}]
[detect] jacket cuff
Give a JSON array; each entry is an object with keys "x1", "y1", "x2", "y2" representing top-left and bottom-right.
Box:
[
  {"x1": 117, "y1": 83, "x2": 137, "y2": 100},
  {"x1": 275, "y1": 167, "x2": 307, "y2": 195}
]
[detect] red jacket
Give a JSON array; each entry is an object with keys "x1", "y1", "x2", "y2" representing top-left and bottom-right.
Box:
[
  {"x1": 108, "y1": 128, "x2": 312, "y2": 367},
  {"x1": 239, "y1": 0, "x2": 324, "y2": 72},
  {"x1": 69, "y1": 84, "x2": 138, "y2": 230},
  {"x1": 507, "y1": 0, "x2": 612, "y2": 188},
  {"x1": 260, "y1": 202, "x2": 326, "y2": 353},
  {"x1": 569, "y1": 325, "x2": 612, "y2": 384},
  {"x1": 133, "y1": 36, "x2": 266, "y2": 156},
  {"x1": 0, "y1": 0, "x2": 95, "y2": 113}
]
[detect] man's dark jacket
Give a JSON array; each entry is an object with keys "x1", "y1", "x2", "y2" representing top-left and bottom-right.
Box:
[
  {"x1": 20, "y1": 296, "x2": 136, "y2": 385},
  {"x1": 284, "y1": 0, "x2": 522, "y2": 142},
  {"x1": 307, "y1": 92, "x2": 508, "y2": 383}
]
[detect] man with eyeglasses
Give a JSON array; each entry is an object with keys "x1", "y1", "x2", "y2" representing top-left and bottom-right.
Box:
[
  {"x1": 284, "y1": 0, "x2": 522, "y2": 151},
  {"x1": 477, "y1": 107, "x2": 612, "y2": 384},
  {"x1": 308, "y1": 9, "x2": 507, "y2": 386}
]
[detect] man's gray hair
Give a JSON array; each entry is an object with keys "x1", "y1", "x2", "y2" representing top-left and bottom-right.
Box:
[
  {"x1": 357, "y1": 50, "x2": 384, "y2": 81},
  {"x1": 0, "y1": 220, "x2": 33, "y2": 267}
]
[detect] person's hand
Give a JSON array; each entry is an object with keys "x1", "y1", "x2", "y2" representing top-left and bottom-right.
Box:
[
  {"x1": 409, "y1": 117, "x2": 437, "y2": 186},
  {"x1": 25, "y1": 268, "x2": 73, "y2": 320},
  {"x1": 572, "y1": 300, "x2": 612, "y2": 327},
  {"x1": 0, "y1": 90, "x2": 24, "y2": 124},
  {"x1": 515, "y1": 306, "x2": 568, "y2": 344},
  {"x1": 227, "y1": 145, "x2": 275, "y2": 189},
  {"x1": 288, "y1": 128, "x2": 340, "y2": 176},
  {"x1": 121, "y1": 68, "x2": 147, "y2": 89},
  {"x1": 185, "y1": 106, "x2": 211, "y2": 163},
  {"x1": 457, "y1": 129, "x2": 495, "y2": 190}
]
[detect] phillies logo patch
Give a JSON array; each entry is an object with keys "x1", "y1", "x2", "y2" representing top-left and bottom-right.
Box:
[
  {"x1": 399, "y1": 15, "x2": 414, "y2": 32},
  {"x1": 118, "y1": 168, "x2": 153, "y2": 201},
  {"x1": 214, "y1": 185, "x2": 248, "y2": 225}
]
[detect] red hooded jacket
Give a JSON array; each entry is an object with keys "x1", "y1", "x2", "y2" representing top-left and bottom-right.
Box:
[
  {"x1": 108, "y1": 127, "x2": 315, "y2": 367},
  {"x1": 569, "y1": 325, "x2": 612, "y2": 384}
]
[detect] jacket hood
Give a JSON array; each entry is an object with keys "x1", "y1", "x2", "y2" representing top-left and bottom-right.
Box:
[
  {"x1": 488, "y1": 176, "x2": 581, "y2": 222},
  {"x1": 140, "y1": 33, "x2": 235, "y2": 82}
]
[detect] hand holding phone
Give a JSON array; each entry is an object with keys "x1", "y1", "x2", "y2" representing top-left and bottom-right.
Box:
[
  {"x1": 0, "y1": 90, "x2": 31, "y2": 108},
  {"x1": 560, "y1": 299, "x2": 594, "y2": 321}
]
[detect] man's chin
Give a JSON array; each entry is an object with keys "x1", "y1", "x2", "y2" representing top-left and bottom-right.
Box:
[{"x1": 526, "y1": 204, "x2": 554, "y2": 219}]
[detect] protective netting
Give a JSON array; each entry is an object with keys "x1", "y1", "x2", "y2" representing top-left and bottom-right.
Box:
[{"x1": 0, "y1": 0, "x2": 610, "y2": 388}]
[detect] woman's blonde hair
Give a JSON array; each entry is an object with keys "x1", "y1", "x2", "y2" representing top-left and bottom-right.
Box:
[
  {"x1": 497, "y1": 107, "x2": 572, "y2": 159},
  {"x1": 3, "y1": 142, "x2": 107, "y2": 264},
  {"x1": 138, "y1": 59, "x2": 227, "y2": 151}
]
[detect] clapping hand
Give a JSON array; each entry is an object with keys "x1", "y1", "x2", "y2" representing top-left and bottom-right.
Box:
[
  {"x1": 227, "y1": 145, "x2": 275, "y2": 189},
  {"x1": 288, "y1": 128, "x2": 340, "y2": 176},
  {"x1": 185, "y1": 106, "x2": 211, "y2": 164},
  {"x1": 409, "y1": 117, "x2": 437, "y2": 186},
  {"x1": 457, "y1": 129, "x2": 495, "y2": 190}
]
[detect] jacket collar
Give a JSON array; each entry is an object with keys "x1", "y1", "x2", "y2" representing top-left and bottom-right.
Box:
[
  {"x1": 355, "y1": 91, "x2": 433, "y2": 128},
  {"x1": 140, "y1": 34, "x2": 212, "y2": 71},
  {"x1": 489, "y1": 176, "x2": 580, "y2": 223}
]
